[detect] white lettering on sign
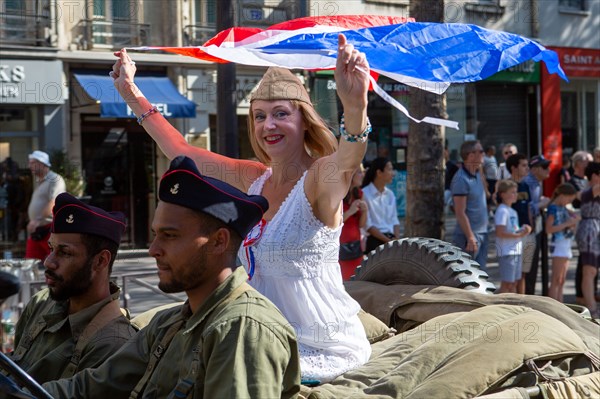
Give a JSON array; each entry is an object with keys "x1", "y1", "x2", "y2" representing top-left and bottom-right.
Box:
[
  {"x1": 508, "y1": 60, "x2": 535, "y2": 73},
  {"x1": 563, "y1": 54, "x2": 594, "y2": 65},
  {"x1": 127, "y1": 103, "x2": 173, "y2": 117},
  {"x1": 0, "y1": 65, "x2": 25, "y2": 83},
  {"x1": 1, "y1": 86, "x2": 19, "y2": 98}
]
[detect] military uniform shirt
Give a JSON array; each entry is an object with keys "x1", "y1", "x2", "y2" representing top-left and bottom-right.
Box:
[
  {"x1": 44, "y1": 266, "x2": 301, "y2": 399},
  {"x1": 10, "y1": 282, "x2": 136, "y2": 384}
]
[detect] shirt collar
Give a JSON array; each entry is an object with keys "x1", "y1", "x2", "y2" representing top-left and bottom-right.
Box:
[
  {"x1": 461, "y1": 164, "x2": 478, "y2": 178},
  {"x1": 44, "y1": 282, "x2": 122, "y2": 339},
  {"x1": 182, "y1": 267, "x2": 248, "y2": 335}
]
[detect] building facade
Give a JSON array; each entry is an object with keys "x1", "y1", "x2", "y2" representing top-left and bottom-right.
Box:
[
  {"x1": 1, "y1": 0, "x2": 307, "y2": 248},
  {"x1": 1, "y1": 0, "x2": 598, "y2": 247}
]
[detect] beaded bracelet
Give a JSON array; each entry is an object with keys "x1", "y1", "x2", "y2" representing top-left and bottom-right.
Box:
[
  {"x1": 340, "y1": 114, "x2": 372, "y2": 143},
  {"x1": 137, "y1": 106, "x2": 159, "y2": 125}
]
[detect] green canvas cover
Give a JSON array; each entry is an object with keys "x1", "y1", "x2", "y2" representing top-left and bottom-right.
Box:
[{"x1": 301, "y1": 305, "x2": 599, "y2": 398}]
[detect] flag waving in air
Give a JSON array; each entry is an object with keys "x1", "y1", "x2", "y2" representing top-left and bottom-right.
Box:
[{"x1": 131, "y1": 15, "x2": 567, "y2": 130}]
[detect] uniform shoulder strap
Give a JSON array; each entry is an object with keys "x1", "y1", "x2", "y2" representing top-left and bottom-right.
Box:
[
  {"x1": 167, "y1": 282, "x2": 252, "y2": 399},
  {"x1": 60, "y1": 299, "x2": 124, "y2": 378}
]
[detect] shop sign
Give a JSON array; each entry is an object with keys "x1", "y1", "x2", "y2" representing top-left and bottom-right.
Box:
[
  {"x1": 549, "y1": 47, "x2": 600, "y2": 78},
  {"x1": 485, "y1": 60, "x2": 540, "y2": 83},
  {"x1": 0, "y1": 60, "x2": 65, "y2": 104}
]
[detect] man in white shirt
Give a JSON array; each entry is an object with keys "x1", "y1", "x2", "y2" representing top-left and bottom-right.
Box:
[
  {"x1": 26, "y1": 150, "x2": 66, "y2": 260},
  {"x1": 362, "y1": 157, "x2": 400, "y2": 253}
]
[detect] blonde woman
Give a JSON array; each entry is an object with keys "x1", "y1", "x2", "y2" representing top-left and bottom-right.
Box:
[{"x1": 110, "y1": 34, "x2": 372, "y2": 382}]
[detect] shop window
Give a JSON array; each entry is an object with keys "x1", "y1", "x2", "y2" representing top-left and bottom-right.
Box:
[
  {"x1": 561, "y1": 92, "x2": 578, "y2": 153},
  {"x1": 0, "y1": 106, "x2": 38, "y2": 132}
]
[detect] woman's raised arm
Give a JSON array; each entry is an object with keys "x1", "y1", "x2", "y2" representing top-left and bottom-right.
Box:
[
  {"x1": 110, "y1": 49, "x2": 265, "y2": 191},
  {"x1": 308, "y1": 34, "x2": 370, "y2": 226}
]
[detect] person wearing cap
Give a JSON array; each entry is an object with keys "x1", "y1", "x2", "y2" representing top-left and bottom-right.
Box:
[
  {"x1": 9, "y1": 193, "x2": 136, "y2": 384},
  {"x1": 43, "y1": 156, "x2": 300, "y2": 398},
  {"x1": 26, "y1": 150, "x2": 66, "y2": 260},
  {"x1": 522, "y1": 154, "x2": 551, "y2": 295},
  {"x1": 110, "y1": 34, "x2": 371, "y2": 382}
]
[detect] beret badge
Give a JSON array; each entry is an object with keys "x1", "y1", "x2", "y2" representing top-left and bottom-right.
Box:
[
  {"x1": 52, "y1": 192, "x2": 127, "y2": 245},
  {"x1": 158, "y1": 156, "x2": 269, "y2": 238}
]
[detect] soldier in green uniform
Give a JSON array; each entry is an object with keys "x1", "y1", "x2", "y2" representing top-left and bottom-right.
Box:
[
  {"x1": 8, "y1": 192, "x2": 136, "y2": 383},
  {"x1": 43, "y1": 156, "x2": 301, "y2": 398}
]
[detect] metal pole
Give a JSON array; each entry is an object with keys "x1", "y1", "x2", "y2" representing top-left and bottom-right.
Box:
[
  {"x1": 540, "y1": 210, "x2": 549, "y2": 296},
  {"x1": 216, "y1": 0, "x2": 238, "y2": 157}
]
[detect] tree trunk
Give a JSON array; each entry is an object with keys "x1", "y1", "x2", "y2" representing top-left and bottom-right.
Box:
[
  {"x1": 405, "y1": 0, "x2": 446, "y2": 239},
  {"x1": 216, "y1": 0, "x2": 238, "y2": 157}
]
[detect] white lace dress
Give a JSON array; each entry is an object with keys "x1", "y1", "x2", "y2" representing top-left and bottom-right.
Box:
[{"x1": 238, "y1": 168, "x2": 371, "y2": 382}]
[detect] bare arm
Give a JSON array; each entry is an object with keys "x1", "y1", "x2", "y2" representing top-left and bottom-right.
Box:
[
  {"x1": 545, "y1": 214, "x2": 578, "y2": 234},
  {"x1": 453, "y1": 195, "x2": 478, "y2": 253},
  {"x1": 495, "y1": 224, "x2": 531, "y2": 239},
  {"x1": 358, "y1": 201, "x2": 368, "y2": 229},
  {"x1": 110, "y1": 50, "x2": 264, "y2": 191},
  {"x1": 306, "y1": 34, "x2": 369, "y2": 227}
]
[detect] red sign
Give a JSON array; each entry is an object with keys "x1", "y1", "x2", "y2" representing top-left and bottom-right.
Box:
[{"x1": 549, "y1": 47, "x2": 600, "y2": 78}]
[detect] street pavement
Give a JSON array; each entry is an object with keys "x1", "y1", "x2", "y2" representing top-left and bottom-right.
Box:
[{"x1": 110, "y1": 213, "x2": 584, "y2": 317}]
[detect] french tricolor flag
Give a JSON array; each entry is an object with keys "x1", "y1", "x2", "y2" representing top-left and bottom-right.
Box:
[{"x1": 132, "y1": 15, "x2": 567, "y2": 129}]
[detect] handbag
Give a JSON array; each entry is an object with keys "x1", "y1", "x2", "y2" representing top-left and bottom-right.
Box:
[{"x1": 339, "y1": 240, "x2": 363, "y2": 261}]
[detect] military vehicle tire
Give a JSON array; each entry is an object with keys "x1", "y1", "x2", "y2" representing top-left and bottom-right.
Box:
[{"x1": 353, "y1": 237, "x2": 496, "y2": 294}]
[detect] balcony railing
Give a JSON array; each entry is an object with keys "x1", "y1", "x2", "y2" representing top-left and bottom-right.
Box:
[
  {"x1": 182, "y1": 2, "x2": 303, "y2": 46},
  {"x1": 75, "y1": 19, "x2": 150, "y2": 50},
  {"x1": 0, "y1": 12, "x2": 52, "y2": 47},
  {"x1": 183, "y1": 24, "x2": 216, "y2": 46}
]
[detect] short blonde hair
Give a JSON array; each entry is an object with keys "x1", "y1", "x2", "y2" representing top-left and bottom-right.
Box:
[
  {"x1": 247, "y1": 100, "x2": 338, "y2": 165},
  {"x1": 496, "y1": 179, "x2": 517, "y2": 195}
]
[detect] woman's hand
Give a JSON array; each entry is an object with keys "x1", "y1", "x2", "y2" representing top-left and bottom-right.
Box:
[
  {"x1": 347, "y1": 200, "x2": 361, "y2": 215},
  {"x1": 110, "y1": 49, "x2": 138, "y2": 101},
  {"x1": 356, "y1": 199, "x2": 367, "y2": 213},
  {"x1": 334, "y1": 34, "x2": 369, "y2": 112}
]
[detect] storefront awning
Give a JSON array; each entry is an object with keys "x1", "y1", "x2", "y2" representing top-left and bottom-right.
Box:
[{"x1": 73, "y1": 74, "x2": 196, "y2": 118}]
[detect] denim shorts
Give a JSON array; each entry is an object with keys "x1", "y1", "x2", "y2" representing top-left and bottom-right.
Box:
[{"x1": 498, "y1": 254, "x2": 522, "y2": 283}]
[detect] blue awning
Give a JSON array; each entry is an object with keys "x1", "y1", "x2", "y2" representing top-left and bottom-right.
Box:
[{"x1": 73, "y1": 73, "x2": 196, "y2": 118}]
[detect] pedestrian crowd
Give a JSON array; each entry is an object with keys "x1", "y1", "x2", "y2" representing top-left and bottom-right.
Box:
[{"x1": 446, "y1": 142, "x2": 600, "y2": 318}]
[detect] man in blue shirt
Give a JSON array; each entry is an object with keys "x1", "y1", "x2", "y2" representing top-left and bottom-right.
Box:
[{"x1": 451, "y1": 140, "x2": 489, "y2": 271}]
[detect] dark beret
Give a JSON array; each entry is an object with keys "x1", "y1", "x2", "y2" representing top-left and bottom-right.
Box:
[
  {"x1": 51, "y1": 193, "x2": 126, "y2": 245},
  {"x1": 159, "y1": 156, "x2": 268, "y2": 238}
]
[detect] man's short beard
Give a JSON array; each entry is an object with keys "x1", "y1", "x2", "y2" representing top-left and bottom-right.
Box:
[{"x1": 48, "y1": 256, "x2": 95, "y2": 301}]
